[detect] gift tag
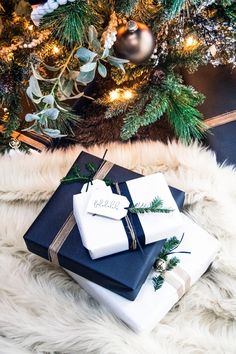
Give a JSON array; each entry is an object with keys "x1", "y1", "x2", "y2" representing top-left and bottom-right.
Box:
[
  {"x1": 87, "y1": 190, "x2": 130, "y2": 220},
  {"x1": 81, "y1": 179, "x2": 107, "y2": 193}
]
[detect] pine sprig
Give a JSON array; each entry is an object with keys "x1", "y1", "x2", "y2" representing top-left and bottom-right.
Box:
[
  {"x1": 114, "y1": 0, "x2": 138, "y2": 16},
  {"x1": 61, "y1": 166, "x2": 90, "y2": 184},
  {"x1": 159, "y1": 236, "x2": 181, "y2": 260},
  {"x1": 40, "y1": 0, "x2": 93, "y2": 47},
  {"x1": 121, "y1": 73, "x2": 206, "y2": 143},
  {"x1": 61, "y1": 163, "x2": 113, "y2": 185},
  {"x1": 166, "y1": 256, "x2": 180, "y2": 271},
  {"x1": 129, "y1": 196, "x2": 173, "y2": 214},
  {"x1": 162, "y1": 0, "x2": 185, "y2": 19},
  {"x1": 152, "y1": 275, "x2": 164, "y2": 291}
]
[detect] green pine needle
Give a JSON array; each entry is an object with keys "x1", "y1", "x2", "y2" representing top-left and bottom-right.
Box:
[
  {"x1": 115, "y1": 0, "x2": 138, "y2": 15},
  {"x1": 152, "y1": 275, "x2": 164, "y2": 291},
  {"x1": 129, "y1": 196, "x2": 173, "y2": 214},
  {"x1": 163, "y1": 0, "x2": 185, "y2": 18},
  {"x1": 166, "y1": 256, "x2": 180, "y2": 271},
  {"x1": 121, "y1": 73, "x2": 206, "y2": 143},
  {"x1": 40, "y1": 0, "x2": 93, "y2": 46},
  {"x1": 61, "y1": 163, "x2": 113, "y2": 185},
  {"x1": 159, "y1": 236, "x2": 181, "y2": 260}
]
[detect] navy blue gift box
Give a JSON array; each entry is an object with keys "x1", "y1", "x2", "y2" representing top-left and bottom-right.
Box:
[{"x1": 24, "y1": 151, "x2": 185, "y2": 300}]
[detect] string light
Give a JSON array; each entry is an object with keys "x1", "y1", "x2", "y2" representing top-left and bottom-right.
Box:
[
  {"x1": 183, "y1": 34, "x2": 200, "y2": 51},
  {"x1": 109, "y1": 89, "x2": 134, "y2": 102},
  {"x1": 123, "y1": 90, "x2": 133, "y2": 100},
  {"x1": 109, "y1": 89, "x2": 120, "y2": 101},
  {"x1": 53, "y1": 45, "x2": 60, "y2": 54},
  {"x1": 28, "y1": 24, "x2": 34, "y2": 31}
]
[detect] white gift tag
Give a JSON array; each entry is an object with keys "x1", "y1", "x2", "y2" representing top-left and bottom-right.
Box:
[
  {"x1": 87, "y1": 190, "x2": 130, "y2": 220},
  {"x1": 81, "y1": 179, "x2": 107, "y2": 193}
]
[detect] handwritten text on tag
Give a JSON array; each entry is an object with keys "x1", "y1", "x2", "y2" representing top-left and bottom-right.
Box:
[{"x1": 87, "y1": 191, "x2": 130, "y2": 220}]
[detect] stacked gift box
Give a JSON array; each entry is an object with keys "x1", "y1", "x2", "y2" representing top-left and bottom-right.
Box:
[{"x1": 23, "y1": 151, "x2": 219, "y2": 332}]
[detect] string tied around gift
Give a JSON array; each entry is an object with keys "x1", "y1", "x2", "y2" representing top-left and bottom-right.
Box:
[
  {"x1": 152, "y1": 234, "x2": 191, "y2": 296},
  {"x1": 49, "y1": 151, "x2": 115, "y2": 265}
]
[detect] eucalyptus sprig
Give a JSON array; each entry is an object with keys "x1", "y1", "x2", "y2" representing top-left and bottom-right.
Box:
[
  {"x1": 129, "y1": 197, "x2": 173, "y2": 214},
  {"x1": 75, "y1": 26, "x2": 129, "y2": 85}
]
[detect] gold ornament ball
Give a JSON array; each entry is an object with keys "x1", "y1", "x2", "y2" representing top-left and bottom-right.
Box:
[{"x1": 114, "y1": 21, "x2": 155, "y2": 64}]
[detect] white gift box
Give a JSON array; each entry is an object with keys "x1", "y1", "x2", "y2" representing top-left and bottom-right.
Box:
[
  {"x1": 66, "y1": 214, "x2": 220, "y2": 333},
  {"x1": 73, "y1": 173, "x2": 183, "y2": 259}
]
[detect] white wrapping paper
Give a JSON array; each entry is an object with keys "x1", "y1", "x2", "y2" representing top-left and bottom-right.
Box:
[
  {"x1": 66, "y1": 214, "x2": 220, "y2": 332},
  {"x1": 73, "y1": 173, "x2": 183, "y2": 259}
]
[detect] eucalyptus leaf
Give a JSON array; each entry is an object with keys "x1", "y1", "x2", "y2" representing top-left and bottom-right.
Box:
[
  {"x1": 42, "y1": 94, "x2": 55, "y2": 105},
  {"x1": 97, "y1": 62, "x2": 107, "y2": 78},
  {"x1": 25, "y1": 113, "x2": 40, "y2": 122},
  {"x1": 75, "y1": 47, "x2": 97, "y2": 63},
  {"x1": 76, "y1": 69, "x2": 96, "y2": 84},
  {"x1": 80, "y1": 62, "x2": 97, "y2": 72},
  {"x1": 62, "y1": 80, "x2": 74, "y2": 98},
  {"x1": 107, "y1": 55, "x2": 130, "y2": 64},
  {"x1": 26, "y1": 87, "x2": 42, "y2": 104},
  {"x1": 31, "y1": 64, "x2": 58, "y2": 82},
  {"x1": 61, "y1": 92, "x2": 84, "y2": 100},
  {"x1": 43, "y1": 128, "x2": 66, "y2": 138},
  {"x1": 28, "y1": 75, "x2": 43, "y2": 98},
  {"x1": 42, "y1": 62, "x2": 62, "y2": 72},
  {"x1": 88, "y1": 25, "x2": 102, "y2": 51},
  {"x1": 43, "y1": 108, "x2": 60, "y2": 120},
  {"x1": 101, "y1": 47, "x2": 109, "y2": 59}
]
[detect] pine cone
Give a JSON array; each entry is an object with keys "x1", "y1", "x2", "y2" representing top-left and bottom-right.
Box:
[{"x1": 151, "y1": 70, "x2": 166, "y2": 85}]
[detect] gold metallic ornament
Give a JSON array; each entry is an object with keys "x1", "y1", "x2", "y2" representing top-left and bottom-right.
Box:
[{"x1": 114, "y1": 20, "x2": 155, "y2": 64}]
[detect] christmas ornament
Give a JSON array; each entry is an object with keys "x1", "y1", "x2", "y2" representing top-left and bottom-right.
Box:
[
  {"x1": 153, "y1": 258, "x2": 167, "y2": 273},
  {"x1": 114, "y1": 21, "x2": 155, "y2": 64},
  {"x1": 151, "y1": 69, "x2": 166, "y2": 85}
]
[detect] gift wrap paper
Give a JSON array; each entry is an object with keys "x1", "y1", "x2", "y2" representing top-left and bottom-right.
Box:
[
  {"x1": 73, "y1": 173, "x2": 183, "y2": 259},
  {"x1": 24, "y1": 151, "x2": 185, "y2": 300},
  {"x1": 66, "y1": 214, "x2": 220, "y2": 332}
]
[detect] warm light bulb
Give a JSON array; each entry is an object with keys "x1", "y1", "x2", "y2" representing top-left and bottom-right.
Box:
[
  {"x1": 3, "y1": 107, "x2": 8, "y2": 112},
  {"x1": 109, "y1": 90, "x2": 120, "y2": 101},
  {"x1": 184, "y1": 34, "x2": 199, "y2": 50},
  {"x1": 53, "y1": 45, "x2": 60, "y2": 54},
  {"x1": 28, "y1": 25, "x2": 34, "y2": 31},
  {"x1": 123, "y1": 90, "x2": 133, "y2": 100}
]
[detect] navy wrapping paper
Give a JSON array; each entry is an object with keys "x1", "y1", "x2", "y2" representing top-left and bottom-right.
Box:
[{"x1": 24, "y1": 151, "x2": 185, "y2": 300}]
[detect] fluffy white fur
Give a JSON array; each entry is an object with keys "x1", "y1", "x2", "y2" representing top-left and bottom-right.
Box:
[{"x1": 0, "y1": 140, "x2": 236, "y2": 354}]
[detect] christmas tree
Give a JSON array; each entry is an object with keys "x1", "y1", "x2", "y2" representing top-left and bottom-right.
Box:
[{"x1": 0, "y1": 0, "x2": 235, "y2": 152}]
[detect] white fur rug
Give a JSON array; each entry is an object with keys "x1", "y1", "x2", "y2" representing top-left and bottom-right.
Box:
[{"x1": 0, "y1": 140, "x2": 236, "y2": 354}]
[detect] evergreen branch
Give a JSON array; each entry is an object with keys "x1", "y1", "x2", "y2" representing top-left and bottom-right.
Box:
[
  {"x1": 166, "y1": 256, "x2": 180, "y2": 271},
  {"x1": 152, "y1": 275, "x2": 164, "y2": 291},
  {"x1": 121, "y1": 86, "x2": 169, "y2": 140},
  {"x1": 162, "y1": 0, "x2": 185, "y2": 19},
  {"x1": 40, "y1": 0, "x2": 93, "y2": 47},
  {"x1": 159, "y1": 236, "x2": 181, "y2": 260},
  {"x1": 61, "y1": 166, "x2": 90, "y2": 184},
  {"x1": 129, "y1": 196, "x2": 173, "y2": 214},
  {"x1": 61, "y1": 163, "x2": 113, "y2": 185},
  {"x1": 114, "y1": 0, "x2": 139, "y2": 16}
]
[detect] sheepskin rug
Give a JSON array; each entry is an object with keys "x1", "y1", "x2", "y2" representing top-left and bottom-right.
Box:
[{"x1": 0, "y1": 140, "x2": 236, "y2": 354}]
